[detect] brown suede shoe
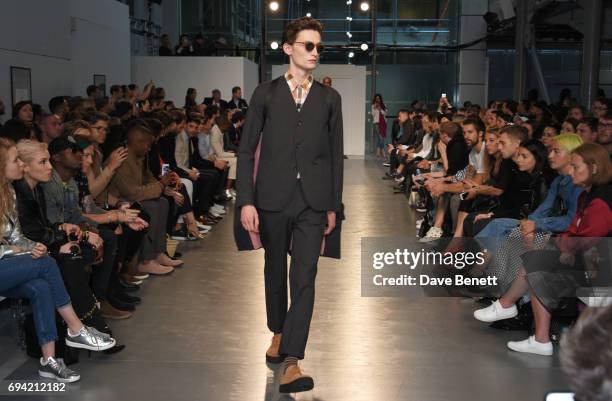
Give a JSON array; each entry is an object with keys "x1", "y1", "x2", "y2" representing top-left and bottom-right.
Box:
[
  {"x1": 265, "y1": 333, "x2": 283, "y2": 363},
  {"x1": 279, "y1": 362, "x2": 314, "y2": 393},
  {"x1": 100, "y1": 300, "x2": 133, "y2": 320}
]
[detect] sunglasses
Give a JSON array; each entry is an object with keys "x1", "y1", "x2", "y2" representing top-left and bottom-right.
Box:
[{"x1": 294, "y1": 41, "x2": 324, "y2": 54}]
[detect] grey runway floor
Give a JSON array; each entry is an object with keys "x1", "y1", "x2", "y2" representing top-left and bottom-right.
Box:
[{"x1": 1, "y1": 158, "x2": 568, "y2": 401}]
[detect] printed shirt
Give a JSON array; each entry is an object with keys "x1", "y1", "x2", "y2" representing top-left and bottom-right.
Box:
[
  {"x1": 285, "y1": 72, "x2": 313, "y2": 112},
  {"x1": 284, "y1": 72, "x2": 314, "y2": 179}
]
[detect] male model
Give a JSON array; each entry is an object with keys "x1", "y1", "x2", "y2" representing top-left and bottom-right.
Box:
[{"x1": 235, "y1": 16, "x2": 344, "y2": 393}]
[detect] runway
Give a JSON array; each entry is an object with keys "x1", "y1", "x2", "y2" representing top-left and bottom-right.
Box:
[{"x1": 1, "y1": 158, "x2": 568, "y2": 401}]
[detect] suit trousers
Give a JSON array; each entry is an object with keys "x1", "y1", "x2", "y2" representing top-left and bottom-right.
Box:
[{"x1": 258, "y1": 180, "x2": 327, "y2": 360}]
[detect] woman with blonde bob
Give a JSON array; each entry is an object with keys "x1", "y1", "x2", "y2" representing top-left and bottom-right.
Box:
[
  {"x1": 0, "y1": 138, "x2": 115, "y2": 383},
  {"x1": 474, "y1": 143, "x2": 612, "y2": 356}
]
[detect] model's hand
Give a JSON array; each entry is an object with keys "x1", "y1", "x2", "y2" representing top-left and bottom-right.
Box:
[
  {"x1": 241, "y1": 205, "x2": 259, "y2": 233},
  {"x1": 324, "y1": 211, "x2": 336, "y2": 236}
]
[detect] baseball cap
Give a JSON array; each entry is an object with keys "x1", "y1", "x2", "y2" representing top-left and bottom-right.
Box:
[{"x1": 48, "y1": 134, "x2": 79, "y2": 155}]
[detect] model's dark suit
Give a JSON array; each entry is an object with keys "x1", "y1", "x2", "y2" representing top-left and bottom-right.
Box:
[{"x1": 235, "y1": 76, "x2": 343, "y2": 359}]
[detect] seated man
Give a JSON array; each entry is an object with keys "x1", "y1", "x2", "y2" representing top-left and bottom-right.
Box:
[
  {"x1": 418, "y1": 121, "x2": 470, "y2": 242},
  {"x1": 419, "y1": 117, "x2": 486, "y2": 241},
  {"x1": 107, "y1": 120, "x2": 183, "y2": 275}
]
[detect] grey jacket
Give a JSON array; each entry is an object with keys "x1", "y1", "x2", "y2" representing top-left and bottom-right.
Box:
[{"x1": 1, "y1": 188, "x2": 37, "y2": 259}]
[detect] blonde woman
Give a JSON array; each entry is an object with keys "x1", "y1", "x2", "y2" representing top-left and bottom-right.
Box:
[{"x1": 0, "y1": 138, "x2": 115, "y2": 383}]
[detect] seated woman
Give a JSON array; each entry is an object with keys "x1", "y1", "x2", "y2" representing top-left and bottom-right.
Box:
[
  {"x1": 463, "y1": 139, "x2": 551, "y2": 239},
  {"x1": 478, "y1": 134, "x2": 584, "y2": 291},
  {"x1": 474, "y1": 143, "x2": 612, "y2": 356},
  {"x1": 13, "y1": 140, "x2": 125, "y2": 340},
  {"x1": 0, "y1": 138, "x2": 115, "y2": 383}
]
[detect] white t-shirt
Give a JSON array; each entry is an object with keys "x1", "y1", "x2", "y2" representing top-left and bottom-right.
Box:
[{"x1": 469, "y1": 143, "x2": 486, "y2": 174}]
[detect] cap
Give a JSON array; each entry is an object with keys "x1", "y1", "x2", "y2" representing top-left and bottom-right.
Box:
[{"x1": 48, "y1": 134, "x2": 79, "y2": 155}]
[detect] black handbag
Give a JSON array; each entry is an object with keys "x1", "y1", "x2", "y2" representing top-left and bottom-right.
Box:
[{"x1": 24, "y1": 313, "x2": 80, "y2": 365}]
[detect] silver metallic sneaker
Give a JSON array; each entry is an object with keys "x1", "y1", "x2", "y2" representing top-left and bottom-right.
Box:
[
  {"x1": 65, "y1": 325, "x2": 116, "y2": 351},
  {"x1": 39, "y1": 357, "x2": 80, "y2": 383}
]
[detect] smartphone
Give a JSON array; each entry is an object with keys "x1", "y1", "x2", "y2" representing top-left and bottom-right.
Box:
[
  {"x1": 441, "y1": 93, "x2": 447, "y2": 98},
  {"x1": 161, "y1": 163, "x2": 170, "y2": 176},
  {"x1": 544, "y1": 393, "x2": 574, "y2": 401}
]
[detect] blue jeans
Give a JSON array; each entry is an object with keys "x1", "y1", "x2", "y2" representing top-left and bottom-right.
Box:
[
  {"x1": 0, "y1": 255, "x2": 71, "y2": 346},
  {"x1": 475, "y1": 218, "x2": 520, "y2": 256}
]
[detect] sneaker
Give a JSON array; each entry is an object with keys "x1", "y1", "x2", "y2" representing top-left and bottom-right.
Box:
[
  {"x1": 473, "y1": 300, "x2": 518, "y2": 323},
  {"x1": 507, "y1": 336, "x2": 553, "y2": 356},
  {"x1": 415, "y1": 218, "x2": 424, "y2": 229},
  {"x1": 382, "y1": 162, "x2": 390, "y2": 167},
  {"x1": 133, "y1": 273, "x2": 149, "y2": 280},
  {"x1": 213, "y1": 203, "x2": 225, "y2": 210},
  {"x1": 419, "y1": 226, "x2": 443, "y2": 243},
  {"x1": 39, "y1": 357, "x2": 80, "y2": 383},
  {"x1": 416, "y1": 201, "x2": 427, "y2": 213},
  {"x1": 65, "y1": 326, "x2": 116, "y2": 351},
  {"x1": 170, "y1": 228, "x2": 188, "y2": 241},
  {"x1": 211, "y1": 207, "x2": 226, "y2": 215}
]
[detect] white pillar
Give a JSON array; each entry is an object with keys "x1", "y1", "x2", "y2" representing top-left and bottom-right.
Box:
[{"x1": 457, "y1": 0, "x2": 488, "y2": 107}]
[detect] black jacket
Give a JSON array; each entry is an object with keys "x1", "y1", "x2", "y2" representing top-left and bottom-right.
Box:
[
  {"x1": 224, "y1": 124, "x2": 240, "y2": 152},
  {"x1": 236, "y1": 77, "x2": 344, "y2": 212},
  {"x1": 225, "y1": 98, "x2": 248, "y2": 111},
  {"x1": 13, "y1": 179, "x2": 67, "y2": 254},
  {"x1": 392, "y1": 120, "x2": 415, "y2": 146},
  {"x1": 203, "y1": 97, "x2": 228, "y2": 110}
]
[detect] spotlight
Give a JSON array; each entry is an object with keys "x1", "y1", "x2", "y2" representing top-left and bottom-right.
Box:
[
  {"x1": 306, "y1": 12, "x2": 312, "y2": 17},
  {"x1": 360, "y1": 1, "x2": 369, "y2": 11},
  {"x1": 348, "y1": 51, "x2": 355, "y2": 58},
  {"x1": 360, "y1": 43, "x2": 369, "y2": 51},
  {"x1": 270, "y1": 41, "x2": 279, "y2": 50},
  {"x1": 269, "y1": 1, "x2": 279, "y2": 12},
  {"x1": 346, "y1": 31, "x2": 352, "y2": 38},
  {"x1": 346, "y1": 16, "x2": 353, "y2": 21},
  {"x1": 346, "y1": 0, "x2": 352, "y2": 4}
]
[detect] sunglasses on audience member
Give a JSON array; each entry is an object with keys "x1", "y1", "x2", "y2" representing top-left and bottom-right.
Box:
[{"x1": 294, "y1": 41, "x2": 324, "y2": 54}]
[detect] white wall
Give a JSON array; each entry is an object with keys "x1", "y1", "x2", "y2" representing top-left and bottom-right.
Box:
[
  {"x1": 0, "y1": 0, "x2": 130, "y2": 117},
  {"x1": 272, "y1": 64, "x2": 366, "y2": 157},
  {"x1": 132, "y1": 56, "x2": 259, "y2": 107},
  {"x1": 70, "y1": 0, "x2": 131, "y2": 97}
]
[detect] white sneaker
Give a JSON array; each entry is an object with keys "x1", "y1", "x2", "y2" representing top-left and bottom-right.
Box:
[
  {"x1": 473, "y1": 300, "x2": 518, "y2": 322},
  {"x1": 196, "y1": 222, "x2": 212, "y2": 231},
  {"x1": 382, "y1": 163, "x2": 390, "y2": 167},
  {"x1": 211, "y1": 207, "x2": 226, "y2": 215},
  {"x1": 213, "y1": 203, "x2": 225, "y2": 209},
  {"x1": 419, "y1": 226, "x2": 443, "y2": 243},
  {"x1": 507, "y1": 336, "x2": 553, "y2": 356},
  {"x1": 415, "y1": 218, "x2": 424, "y2": 229}
]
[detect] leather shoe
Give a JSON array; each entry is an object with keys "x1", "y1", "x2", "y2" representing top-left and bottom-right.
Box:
[
  {"x1": 279, "y1": 362, "x2": 314, "y2": 393},
  {"x1": 116, "y1": 279, "x2": 140, "y2": 292},
  {"x1": 111, "y1": 291, "x2": 141, "y2": 305},
  {"x1": 106, "y1": 295, "x2": 136, "y2": 312},
  {"x1": 100, "y1": 300, "x2": 133, "y2": 320},
  {"x1": 265, "y1": 333, "x2": 283, "y2": 363}
]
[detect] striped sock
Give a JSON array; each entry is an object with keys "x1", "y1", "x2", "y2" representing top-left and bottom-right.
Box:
[{"x1": 282, "y1": 356, "x2": 299, "y2": 372}]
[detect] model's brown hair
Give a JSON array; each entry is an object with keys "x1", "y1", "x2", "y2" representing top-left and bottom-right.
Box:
[{"x1": 282, "y1": 17, "x2": 323, "y2": 45}]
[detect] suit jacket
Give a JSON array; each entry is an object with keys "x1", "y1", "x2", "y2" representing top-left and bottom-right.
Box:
[
  {"x1": 210, "y1": 124, "x2": 236, "y2": 158},
  {"x1": 203, "y1": 97, "x2": 228, "y2": 109},
  {"x1": 236, "y1": 77, "x2": 344, "y2": 212},
  {"x1": 108, "y1": 152, "x2": 163, "y2": 202},
  {"x1": 226, "y1": 98, "x2": 248, "y2": 111}
]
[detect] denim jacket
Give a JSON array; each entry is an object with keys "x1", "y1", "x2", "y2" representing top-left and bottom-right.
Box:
[
  {"x1": 41, "y1": 170, "x2": 93, "y2": 226},
  {"x1": 528, "y1": 174, "x2": 582, "y2": 233},
  {"x1": 1, "y1": 188, "x2": 37, "y2": 260}
]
